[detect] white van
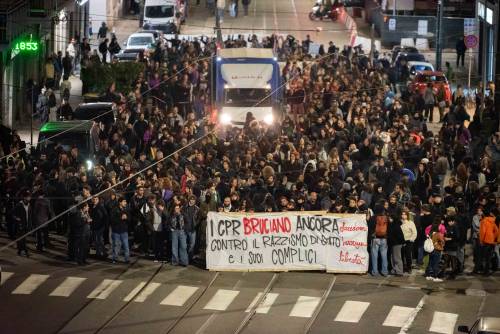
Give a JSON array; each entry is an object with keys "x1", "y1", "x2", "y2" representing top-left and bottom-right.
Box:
[{"x1": 143, "y1": 0, "x2": 184, "y2": 33}]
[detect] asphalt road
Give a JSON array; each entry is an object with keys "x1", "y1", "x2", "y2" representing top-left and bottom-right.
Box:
[{"x1": 1, "y1": 233, "x2": 499, "y2": 334}]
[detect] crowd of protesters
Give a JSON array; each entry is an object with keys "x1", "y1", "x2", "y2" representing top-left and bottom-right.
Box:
[{"x1": 0, "y1": 30, "x2": 499, "y2": 280}]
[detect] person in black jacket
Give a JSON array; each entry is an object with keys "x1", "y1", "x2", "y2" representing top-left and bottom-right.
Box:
[
  {"x1": 455, "y1": 37, "x2": 466, "y2": 67},
  {"x1": 443, "y1": 216, "x2": 460, "y2": 279},
  {"x1": 388, "y1": 216, "x2": 405, "y2": 276},
  {"x1": 99, "y1": 38, "x2": 109, "y2": 64},
  {"x1": 111, "y1": 197, "x2": 130, "y2": 263},
  {"x1": 74, "y1": 202, "x2": 92, "y2": 265},
  {"x1": 90, "y1": 196, "x2": 108, "y2": 259},
  {"x1": 12, "y1": 191, "x2": 32, "y2": 257}
]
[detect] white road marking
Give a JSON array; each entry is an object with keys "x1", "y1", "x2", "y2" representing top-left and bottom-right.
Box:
[
  {"x1": 160, "y1": 285, "x2": 199, "y2": 306},
  {"x1": 383, "y1": 306, "x2": 414, "y2": 327},
  {"x1": 134, "y1": 282, "x2": 161, "y2": 303},
  {"x1": 334, "y1": 300, "x2": 370, "y2": 323},
  {"x1": 87, "y1": 279, "x2": 122, "y2": 299},
  {"x1": 399, "y1": 296, "x2": 427, "y2": 334},
  {"x1": 289, "y1": 296, "x2": 321, "y2": 318},
  {"x1": 245, "y1": 292, "x2": 263, "y2": 313},
  {"x1": 123, "y1": 282, "x2": 147, "y2": 302},
  {"x1": 429, "y1": 311, "x2": 459, "y2": 334},
  {"x1": 203, "y1": 289, "x2": 240, "y2": 311},
  {"x1": 256, "y1": 292, "x2": 279, "y2": 314},
  {"x1": 0, "y1": 271, "x2": 14, "y2": 285},
  {"x1": 12, "y1": 274, "x2": 49, "y2": 295},
  {"x1": 49, "y1": 277, "x2": 86, "y2": 297}
]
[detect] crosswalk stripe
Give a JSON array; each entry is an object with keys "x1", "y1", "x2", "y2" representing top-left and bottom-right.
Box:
[
  {"x1": 134, "y1": 282, "x2": 161, "y2": 303},
  {"x1": 12, "y1": 274, "x2": 50, "y2": 295},
  {"x1": 160, "y1": 285, "x2": 199, "y2": 306},
  {"x1": 429, "y1": 311, "x2": 458, "y2": 334},
  {"x1": 382, "y1": 306, "x2": 414, "y2": 327},
  {"x1": 245, "y1": 292, "x2": 263, "y2": 313},
  {"x1": 334, "y1": 300, "x2": 370, "y2": 323},
  {"x1": 87, "y1": 279, "x2": 122, "y2": 299},
  {"x1": 0, "y1": 271, "x2": 14, "y2": 285},
  {"x1": 256, "y1": 292, "x2": 279, "y2": 314},
  {"x1": 289, "y1": 296, "x2": 321, "y2": 318},
  {"x1": 203, "y1": 289, "x2": 240, "y2": 311},
  {"x1": 123, "y1": 282, "x2": 147, "y2": 302},
  {"x1": 49, "y1": 277, "x2": 87, "y2": 297}
]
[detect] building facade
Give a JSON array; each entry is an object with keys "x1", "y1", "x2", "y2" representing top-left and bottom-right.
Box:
[{"x1": 0, "y1": 0, "x2": 89, "y2": 130}]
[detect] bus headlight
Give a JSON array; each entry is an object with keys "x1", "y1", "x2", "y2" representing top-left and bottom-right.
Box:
[
  {"x1": 86, "y1": 160, "x2": 94, "y2": 171},
  {"x1": 220, "y1": 113, "x2": 232, "y2": 125},
  {"x1": 263, "y1": 114, "x2": 274, "y2": 125}
]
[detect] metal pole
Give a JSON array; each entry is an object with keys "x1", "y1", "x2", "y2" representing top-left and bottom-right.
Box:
[
  {"x1": 30, "y1": 86, "x2": 34, "y2": 147},
  {"x1": 215, "y1": 1, "x2": 222, "y2": 45},
  {"x1": 467, "y1": 48, "x2": 472, "y2": 92},
  {"x1": 435, "y1": 0, "x2": 443, "y2": 70}
]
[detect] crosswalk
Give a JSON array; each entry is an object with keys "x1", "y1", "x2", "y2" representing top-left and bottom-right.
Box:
[{"x1": 1, "y1": 271, "x2": 461, "y2": 332}]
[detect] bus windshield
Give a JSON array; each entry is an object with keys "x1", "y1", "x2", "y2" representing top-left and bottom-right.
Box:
[{"x1": 224, "y1": 88, "x2": 272, "y2": 107}]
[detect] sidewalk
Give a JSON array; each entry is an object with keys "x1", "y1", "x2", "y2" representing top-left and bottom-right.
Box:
[{"x1": 18, "y1": 74, "x2": 83, "y2": 146}]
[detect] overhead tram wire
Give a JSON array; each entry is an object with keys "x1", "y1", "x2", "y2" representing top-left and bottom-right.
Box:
[
  {"x1": 0, "y1": 53, "x2": 215, "y2": 161},
  {"x1": 0, "y1": 48, "x2": 341, "y2": 255}
]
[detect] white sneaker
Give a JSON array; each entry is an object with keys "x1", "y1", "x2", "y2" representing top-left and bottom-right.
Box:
[
  {"x1": 432, "y1": 278, "x2": 443, "y2": 282},
  {"x1": 425, "y1": 276, "x2": 433, "y2": 281}
]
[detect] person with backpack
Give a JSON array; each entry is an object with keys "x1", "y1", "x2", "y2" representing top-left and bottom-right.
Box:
[
  {"x1": 108, "y1": 36, "x2": 121, "y2": 61},
  {"x1": 425, "y1": 217, "x2": 446, "y2": 282},
  {"x1": 368, "y1": 205, "x2": 389, "y2": 276}
]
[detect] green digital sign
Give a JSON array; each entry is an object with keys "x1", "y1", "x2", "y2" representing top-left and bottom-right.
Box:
[{"x1": 14, "y1": 40, "x2": 39, "y2": 52}]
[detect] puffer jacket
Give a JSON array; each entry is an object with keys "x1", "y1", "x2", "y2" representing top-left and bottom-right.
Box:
[{"x1": 480, "y1": 216, "x2": 499, "y2": 245}]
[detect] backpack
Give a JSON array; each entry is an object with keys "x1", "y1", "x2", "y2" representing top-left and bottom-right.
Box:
[
  {"x1": 374, "y1": 215, "x2": 388, "y2": 238},
  {"x1": 424, "y1": 235, "x2": 435, "y2": 253}
]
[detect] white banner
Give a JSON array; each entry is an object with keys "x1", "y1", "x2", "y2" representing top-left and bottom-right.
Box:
[{"x1": 206, "y1": 212, "x2": 368, "y2": 273}]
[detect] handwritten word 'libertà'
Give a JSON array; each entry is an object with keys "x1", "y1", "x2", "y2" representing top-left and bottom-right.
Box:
[{"x1": 338, "y1": 250, "x2": 366, "y2": 266}]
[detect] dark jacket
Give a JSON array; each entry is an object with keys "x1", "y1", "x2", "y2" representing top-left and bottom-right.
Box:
[
  {"x1": 444, "y1": 223, "x2": 460, "y2": 252},
  {"x1": 387, "y1": 219, "x2": 405, "y2": 246},
  {"x1": 12, "y1": 201, "x2": 31, "y2": 235},
  {"x1": 90, "y1": 202, "x2": 108, "y2": 231},
  {"x1": 182, "y1": 204, "x2": 200, "y2": 232},
  {"x1": 170, "y1": 212, "x2": 185, "y2": 231},
  {"x1": 32, "y1": 196, "x2": 53, "y2": 227},
  {"x1": 111, "y1": 206, "x2": 129, "y2": 234}
]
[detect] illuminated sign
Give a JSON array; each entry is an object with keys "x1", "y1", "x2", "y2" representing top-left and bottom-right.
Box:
[{"x1": 14, "y1": 40, "x2": 39, "y2": 52}]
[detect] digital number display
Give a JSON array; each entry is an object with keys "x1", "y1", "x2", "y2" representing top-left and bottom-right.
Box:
[{"x1": 14, "y1": 41, "x2": 39, "y2": 52}]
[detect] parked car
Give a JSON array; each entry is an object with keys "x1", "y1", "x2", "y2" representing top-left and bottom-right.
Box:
[
  {"x1": 124, "y1": 32, "x2": 156, "y2": 52},
  {"x1": 115, "y1": 49, "x2": 140, "y2": 62},
  {"x1": 458, "y1": 317, "x2": 500, "y2": 334},
  {"x1": 72, "y1": 102, "x2": 115, "y2": 127},
  {"x1": 142, "y1": 22, "x2": 178, "y2": 34},
  {"x1": 407, "y1": 61, "x2": 435, "y2": 77},
  {"x1": 407, "y1": 71, "x2": 452, "y2": 104},
  {"x1": 395, "y1": 52, "x2": 426, "y2": 66},
  {"x1": 391, "y1": 45, "x2": 419, "y2": 62}
]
